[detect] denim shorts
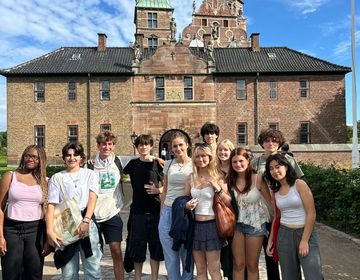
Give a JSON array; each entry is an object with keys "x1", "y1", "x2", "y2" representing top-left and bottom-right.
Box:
[
  {"x1": 98, "y1": 213, "x2": 123, "y2": 243},
  {"x1": 236, "y1": 222, "x2": 268, "y2": 237}
]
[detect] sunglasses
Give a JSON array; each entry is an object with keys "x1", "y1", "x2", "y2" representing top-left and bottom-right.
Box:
[{"x1": 194, "y1": 142, "x2": 209, "y2": 148}]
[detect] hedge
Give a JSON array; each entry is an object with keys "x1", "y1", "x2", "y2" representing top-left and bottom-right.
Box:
[{"x1": 300, "y1": 163, "x2": 360, "y2": 237}]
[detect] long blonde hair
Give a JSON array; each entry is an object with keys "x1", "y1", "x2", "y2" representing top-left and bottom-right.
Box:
[{"x1": 192, "y1": 144, "x2": 218, "y2": 179}]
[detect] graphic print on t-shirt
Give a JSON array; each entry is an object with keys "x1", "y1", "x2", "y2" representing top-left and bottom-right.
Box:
[{"x1": 99, "y1": 170, "x2": 117, "y2": 190}]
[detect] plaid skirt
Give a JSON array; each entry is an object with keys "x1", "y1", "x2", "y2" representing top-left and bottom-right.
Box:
[{"x1": 193, "y1": 219, "x2": 224, "y2": 251}]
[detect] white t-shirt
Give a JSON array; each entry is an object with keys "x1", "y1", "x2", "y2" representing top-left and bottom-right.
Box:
[{"x1": 48, "y1": 168, "x2": 99, "y2": 211}]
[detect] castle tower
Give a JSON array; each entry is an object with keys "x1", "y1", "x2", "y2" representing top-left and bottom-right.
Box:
[
  {"x1": 134, "y1": 0, "x2": 176, "y2": 48},
  {"x1": 182, "y1": 0, "x2": 249, "y2": 48}
]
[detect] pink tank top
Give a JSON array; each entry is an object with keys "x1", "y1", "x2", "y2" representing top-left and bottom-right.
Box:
[{"x1": 7, "y1": 172, "x2": 44, "y2": 221}]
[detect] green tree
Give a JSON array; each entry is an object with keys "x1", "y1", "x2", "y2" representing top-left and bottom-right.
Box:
[
  {"x1": 346, "y1": 121, "x2": 360, "y2": 143},
  {"x1": 0, "y1": 131, "x2": 6, "y2": 147}
]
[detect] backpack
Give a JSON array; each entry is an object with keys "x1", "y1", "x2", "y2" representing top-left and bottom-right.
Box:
[{"x1": 88, "y1": 156, "x2": 124, "y2": 196}]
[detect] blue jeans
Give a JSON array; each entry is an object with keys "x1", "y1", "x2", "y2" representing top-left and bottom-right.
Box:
[
  {"x1": 62, "y1": 221, "x2": 103, "y2": 280},
  {"x1": 158, "y1": 206, "x2": 193, "y2": 280}
]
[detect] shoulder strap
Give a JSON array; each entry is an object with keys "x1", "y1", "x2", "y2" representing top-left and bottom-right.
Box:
[
  {"x1": 87, "y1": 162, "x2": 94, "y2": 170},
  {"x1": 114, "y1": 156, "x2": 123, "y2": 176},
  {"x1": 167, "y1": 158, "x2": 174, "y2": 174},
  {"x1": 114, "y1": 156, "x2": 125, "y2": 197},
  {"x1": 1, "y1": 171, "x2": 14, "y2": 212}
]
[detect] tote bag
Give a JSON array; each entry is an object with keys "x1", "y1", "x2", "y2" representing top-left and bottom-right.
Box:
[{"x1": 53, "y1": 174, "x2": 84, "y2": 246}]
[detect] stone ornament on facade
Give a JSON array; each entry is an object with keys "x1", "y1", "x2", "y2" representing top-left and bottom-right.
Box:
[
  {"x1": 132, "y1": 42, "x2": 142, "y2": 63},
  {"x1": 211, "y1": 23, "x2": 220, "y2": 40},
  {"x1": 170, "y1": 17, "x2": 177, "y2": 42}
]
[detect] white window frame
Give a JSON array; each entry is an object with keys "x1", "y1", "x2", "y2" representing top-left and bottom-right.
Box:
[
  {"x1": 34, "y1": 82, "x2": 45, "y2": 102},
  {"x1": 34, "y1": 125, "x2": 45, "y2": 148},
  {"x1": 236, "y1": 80, "x2": 246, "y2": 100},
  {"x1": 299, "y1": 122, "x2": 310, "y2": 143},
  {"x1": 155, "y1": 77, "x2": 165, "y2": 101},
  {"x1": 237, "y1": 123, "x2": 247, "y2": 145},
  {"x1": 100, "y1": 81, "x2": 110, "y2": 101},
  {"x1": 68, "y1": 125, "x2": 78, "y2": 143},
  {"x1": 184, "y1": 76, "x2": 193, "y2": 100}
]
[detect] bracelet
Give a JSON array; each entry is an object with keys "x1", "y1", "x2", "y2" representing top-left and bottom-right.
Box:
[
  {"x1": 83, "y1": 216, "x2": 91, "y2": 221},
  {"x1": 216, "y1": 188, "x2": 223, "y2": 194},
  {"x1": 82, "y1": 220, "x2": 90, "y2": 224}
]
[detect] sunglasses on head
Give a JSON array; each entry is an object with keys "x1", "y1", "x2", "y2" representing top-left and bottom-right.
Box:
[{"x1": 194, "y1": 142, "x2": 209, "y2": 148}]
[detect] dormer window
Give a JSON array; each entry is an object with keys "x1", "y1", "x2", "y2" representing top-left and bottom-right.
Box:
[
  {"x1": 267, "y1": 53, "x2": 277, "y2": 59},
  {"x1": 70, "y1": 53, "x2": 81, "y2": 60}
]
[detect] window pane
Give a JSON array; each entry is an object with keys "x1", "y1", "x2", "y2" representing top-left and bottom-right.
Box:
[
  {"x1": 100, "y1": 124, "x2": 111, "y2": 132},
  {"x1": 35, "y1": 82, "x2": 44, "y2": 91},
  {"x1": 156, "y1": 89, "x2": 164, "y2": 101},
  {"x1": 300, "y1": 89, "x2": 308, "y2": 98},
  {"x1": 68, "y1": 81, "x2": 76, "y2": 100},
  {"x1": 299, "y1": 123, "x2": 310, "y2": 143},
  {"x1": 237, "y1": 123, "x2": 247, "y2": 145},
  {"x1": 269, "y1": 123, "x2": 278, "y2": 130},
  {"x1": 34, "y1": 126, "x2": 45, "y2": 148},
  {"x1": 300, "y1": 80, "x2": 307, "y2": 88},
  {"x1": 68, "y1": 126, "x2": 78, "y2": 143},
  {"x1": 236, "y1": 80, "x2": 246, "y2": 100},
  {"x1": 100, "y1": 81, "x2": 110, "y2": 100},
  {"x1": 184, "y1": 77, "x2": 192, "y2": 87},
  {"x1": 35, "y1": 82, "x2": 45, "y2": 102},
  {"x1": 156, "y1": 77, "x2": 164, "y2": 87},
  {"x1": 184, "y1": 88, "x2": 193, "y2": 100},
  {"x1": 100, "y1": 81, "x2": 109, "y2": 90}
]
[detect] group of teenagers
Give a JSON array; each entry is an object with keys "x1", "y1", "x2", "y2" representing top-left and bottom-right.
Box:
[{"x1": 0, "y1": 122, "x2": 324, "y2": 280}]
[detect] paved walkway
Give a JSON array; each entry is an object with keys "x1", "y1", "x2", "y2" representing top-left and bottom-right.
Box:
[{"x1": 40, "y1": 210, "x2": 360, "y2": 280}]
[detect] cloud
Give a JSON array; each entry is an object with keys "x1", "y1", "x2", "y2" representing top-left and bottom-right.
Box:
[
  {"x1": 333, "y1": 30, "x2": 360, "y2": 59},
  {"x1": 279, "y1": 0, "x2": 328, "y2": 15}
]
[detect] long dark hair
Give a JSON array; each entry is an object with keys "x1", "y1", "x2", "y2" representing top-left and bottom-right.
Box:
[
  {"x1": 18, "y1": 145, "x2": 48, "y2": 209},
  {"x1": 265, "y1": 153, "x2": 298, "y2": 192},
  {"x1": 227, "y1": 147, "x2": 255, "y2": 194}
]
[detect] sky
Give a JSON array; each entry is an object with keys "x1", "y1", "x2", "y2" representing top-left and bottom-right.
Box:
[{"x1": 0, "y1": 0, "x2": 359, "y2": 131}]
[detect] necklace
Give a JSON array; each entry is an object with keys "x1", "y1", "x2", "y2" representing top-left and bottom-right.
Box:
[
  {"x1": 69, "y1": 171, "x2": 79, "y2": 188},
  {"x1": 176, "y1": 158, "x2": 189, "y2": 171},
  {"x1": 177, "y1": 163, "x2": 185, "y2": 171}
]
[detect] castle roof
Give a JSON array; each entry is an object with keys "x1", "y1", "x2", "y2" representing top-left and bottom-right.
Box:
[
  {"x1": 0, "y1": 46, "x2": 350, "y2": 76},
  {"x1": 136, "y1": 0, "x2": 172, "y2": 9}
]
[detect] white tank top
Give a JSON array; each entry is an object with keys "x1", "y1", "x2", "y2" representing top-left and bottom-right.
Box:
[
  {"x1": 190, "y1": 176, "x2": 215, "y2": 216},
  {"x1": 275, "y1": 181, "x2": 306, "y2": 226}
]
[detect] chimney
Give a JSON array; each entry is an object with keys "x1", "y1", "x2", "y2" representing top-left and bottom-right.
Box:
[
  {"x1": 250, "y1": 33, "x2": 260, "y2": 52},
  {"x1": 135, "y1": 33, "x2": 144, "y2": 50},
  {"x1": 97, "y1": 33, "x2": 107, "y2": 52},
  {"x1": 203, "y1": 34, "x2": 211, "y2": 49}
]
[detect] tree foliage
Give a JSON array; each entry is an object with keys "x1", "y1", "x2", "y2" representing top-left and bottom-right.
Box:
[
  {"x1": 347, "y1": 121, "x2": 360, "y2": 143},
  {"x1": 301, "y1": 163, "x2": 360, "y2": 236}
]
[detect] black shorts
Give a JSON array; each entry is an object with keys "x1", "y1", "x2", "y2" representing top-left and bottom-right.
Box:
[
  {"x1": 129, "y1": 213, "x2": 164, "y2": 263},
  {"x1": 98, "y1": 213, "x2": 123, "y2": 244}
]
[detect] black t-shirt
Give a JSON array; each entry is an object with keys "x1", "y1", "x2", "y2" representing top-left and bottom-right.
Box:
[{"x1": 123, "y1": 158, "x2": 163, "y2": 214}]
